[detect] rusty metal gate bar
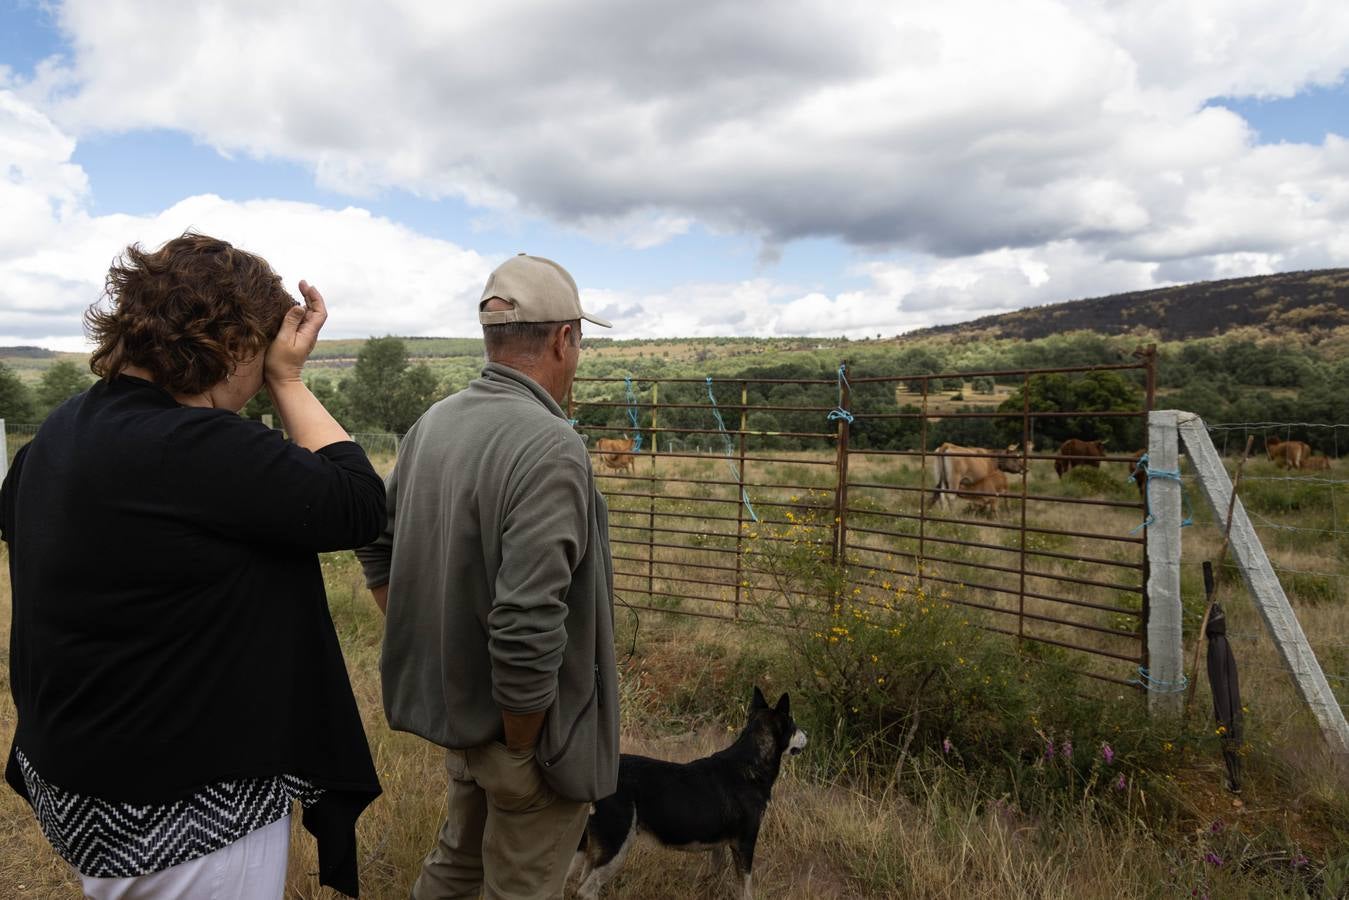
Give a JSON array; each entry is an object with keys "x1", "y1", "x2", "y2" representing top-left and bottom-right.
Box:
[
  {"x1": 574, "y1": 347, "x2": 1156, "y2": 684},
  {"x1": 577, "y1": 373, "x2": 837, "y2": 622},
  {"x1": 1020, "y1": 370, "x2": 1031, "y2": 643},
  {"x1": 918, "y1": 376, "x2": 929, "y2": 588},
  {"x1": 735, "y1": 381, "x2": 747, "y2": 619},
  {"x1": 840, "y1": 348, "x2": 1155, "y2": 683}
]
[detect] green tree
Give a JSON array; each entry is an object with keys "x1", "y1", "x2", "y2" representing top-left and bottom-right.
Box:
[
  {"x1": 307, "y1": 374, "x2": 341, "y2": 412},
  {"x1": 241, "y1": 388, "x2": 277, "y2": 424},
  {"x1": 0, "y1": 362, "x2": 37, "y2": 423},
  {"x1": 242, "y1": 375, "x2": 349, "y2": 428},
  {"x1": 36, "y1": 360, "x2": 93, "y2": 417},
  {"x1": 343, "y1": 337, "x2": 443, "y2": 432},
  {"x1": 996, "y1": 371, "x2": 1143, "y2": 450}
]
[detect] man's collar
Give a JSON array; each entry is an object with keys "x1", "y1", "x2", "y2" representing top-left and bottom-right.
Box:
[{"x1": 481, "y1": 362, "x2": 568, "y2": 420}]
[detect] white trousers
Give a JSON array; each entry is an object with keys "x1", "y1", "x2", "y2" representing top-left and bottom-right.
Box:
[{"x1": 80, "y1": 813, "x2": 290, "y2": 900}]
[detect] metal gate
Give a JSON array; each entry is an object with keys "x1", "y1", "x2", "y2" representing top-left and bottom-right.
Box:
[{"x1": 569, "y1": 348, "x2": 1155, "y2": 685}]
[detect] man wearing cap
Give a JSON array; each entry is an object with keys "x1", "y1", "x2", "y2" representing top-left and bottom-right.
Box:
[{"x1": 356, "y1": 254, "x2": 619, "y2": 900}]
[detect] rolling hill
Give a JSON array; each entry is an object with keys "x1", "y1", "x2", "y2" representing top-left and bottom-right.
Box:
[{"x1": 904, "y1": 269, "x2": 1349, "y2": 343}]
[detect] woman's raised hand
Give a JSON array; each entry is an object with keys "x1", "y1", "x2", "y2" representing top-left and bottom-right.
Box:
[{"x1": 266, "y1": 280, "x2": 328, "y2": 385}]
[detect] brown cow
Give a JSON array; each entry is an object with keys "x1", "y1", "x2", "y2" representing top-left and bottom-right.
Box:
[
  {"x1": 958, "y1": 468, "x2": 1009, "y2": 515},
  {"x1": 928, "y1": 442, "x2": 1026, "y2": 510},
  {"x1": 1265, "y1": 436, "x2": 1311, "y2": 469},
  {"x1": 595, "y1": 435, "x2": 637, "y2": 474},
  {"x1": 1126, "y1": 449, "x2": 1147, "y2": 499},
  {"x1": 1303, "y1": 455, "x2": 1331, "y2": 471},
  {"x1": 1054, "y1": 438, "x2": 1108, "y2": 479}
]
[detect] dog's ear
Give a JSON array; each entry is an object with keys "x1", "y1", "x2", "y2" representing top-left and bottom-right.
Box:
[
  {"x1": 751, "y1": 686, "x2": 768, "y2": 710},
  {"x1": 775, "y1": 693, "x2": 790, "y2": 716}
]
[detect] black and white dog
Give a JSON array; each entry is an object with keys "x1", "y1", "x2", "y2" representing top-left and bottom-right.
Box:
[{"x1": 569, "y1": 687, "x2": 807, "y2": 899}]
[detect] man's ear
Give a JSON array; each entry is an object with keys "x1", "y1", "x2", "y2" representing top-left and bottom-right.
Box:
[{"x1": 553, "y1": 322, "x2": 572, "y2": 359}]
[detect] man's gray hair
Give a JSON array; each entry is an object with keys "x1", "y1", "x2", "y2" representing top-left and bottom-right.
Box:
[{"x1": 483, "y1": 319, "x2": 580, "y2": 360}]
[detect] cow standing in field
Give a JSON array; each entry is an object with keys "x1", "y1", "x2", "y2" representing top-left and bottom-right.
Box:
[
  {"x1": 595, "y1": 435, "x2": 637, "y2": 474},
  {"x1": 958, "y1": 468, "x2": 1009, "y2": 515},
  {"x1": 928, "y1": 443, "x2": 1026, "y2": 511},
  {"x1": 1054, "y1": 438, "x2": 1108, "y2": 479},
  {"x1": 1265, "y1": 436, "x2": 1311, "y2": 469}
]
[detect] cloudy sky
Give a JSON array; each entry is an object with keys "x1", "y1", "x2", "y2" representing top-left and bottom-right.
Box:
[{"x1": 2, "y1": 0, "x2": 1347, "y2": 349}]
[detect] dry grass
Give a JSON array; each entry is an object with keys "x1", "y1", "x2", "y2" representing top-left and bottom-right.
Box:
[{"x1": 1, "y1": 450, "x2": 1346, "y2": 897}]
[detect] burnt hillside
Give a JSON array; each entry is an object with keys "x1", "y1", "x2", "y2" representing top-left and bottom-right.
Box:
[{"x1": 908, "y1": 269, "x2": 1349, "y2": 342}]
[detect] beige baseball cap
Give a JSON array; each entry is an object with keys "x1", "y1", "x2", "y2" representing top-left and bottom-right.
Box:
[{"x1": 478, "y1": 253, "x2": 612, "y2": 328}]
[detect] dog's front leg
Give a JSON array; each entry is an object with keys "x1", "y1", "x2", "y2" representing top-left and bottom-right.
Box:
[{"x1": 729, "y1": 828, "x2": 759, "y2": 900}]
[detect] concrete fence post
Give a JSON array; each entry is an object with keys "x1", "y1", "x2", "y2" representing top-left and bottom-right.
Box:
[{"x1": 1145, "y1": 410, "x2": 1184, "y2": 717}]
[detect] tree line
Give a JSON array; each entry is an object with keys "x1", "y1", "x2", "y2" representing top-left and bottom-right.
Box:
[{"x1": 3, "y1": 332, "x2": 1347, "y2": 455}]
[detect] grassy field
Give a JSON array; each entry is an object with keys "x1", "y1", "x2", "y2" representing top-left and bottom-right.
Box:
[{"x1": 1, "y1": 450, "x2": 1347, "y2": 897}]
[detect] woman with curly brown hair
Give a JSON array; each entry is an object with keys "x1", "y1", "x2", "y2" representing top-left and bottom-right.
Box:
[{"x1": 0, "y1": 232, "x2": 386, "y2": 899}]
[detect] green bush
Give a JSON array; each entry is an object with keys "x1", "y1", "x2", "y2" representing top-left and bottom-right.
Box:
[
  {"x1": 743, "y1": 519, "x2": 1196, "y2": 817},
  {"x1": 1060, "y1": 463, "x2": 1137, "y2": 500}
]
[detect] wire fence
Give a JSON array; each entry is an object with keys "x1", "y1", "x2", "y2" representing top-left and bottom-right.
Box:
[
  {"x1": 349, "y1": 432, "x2": 402, "y2": 459},
  {"x1": 2, "y1": 422, "x2": 40, "y2": 470},
  {"x1": 1205, "y1": 421, "x2": 1347, "y2": 460},
  {"x1": 1170, "y1": 423, "x2": 1348, "y2": 722},
  {"x1": 6, "y1": 410, "x2": 1341, "y2": 714}
]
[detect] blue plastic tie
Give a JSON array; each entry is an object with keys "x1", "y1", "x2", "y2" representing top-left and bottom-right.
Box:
[
  {"x1": 623, "y1": 376, "x2": 643, "y2": 453},
  {"x1": 1130, "y1": 453, "x2": 1194, "y2": 533},
  {"x1": 827, "y1": 363, "x2": 854, "y2": 424},
  {"x1": 705, "y1": 376, "x2": 759, "y2": 523},
  {"x1": 1130, "y1": 665, "x2": 1189, "y2": 693}
]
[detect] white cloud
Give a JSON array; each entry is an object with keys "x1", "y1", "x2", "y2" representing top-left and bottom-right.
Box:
[
  {"x1": 0, "y1": 80, "x2": 1338, "y2": 348},
  {"x1": 5, "y1": 2, "x2": 1349, "y2": 346},
  {"x1": 0, "y1": 92, "x2": 494, "y2": 346},
  {"x1": 21, "y1": 0, "x2": 1349, "y2": 265},
  {"x1": 582, "y1": 242, "x2": 1164, "y2": 339},
  {"x1": 0, "y1": 91, "x2": 88, "y2": 256}
]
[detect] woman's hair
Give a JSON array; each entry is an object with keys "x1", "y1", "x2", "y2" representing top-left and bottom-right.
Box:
[{"x1": 85, "y1": 232, "x2": 296, "y2": 395}]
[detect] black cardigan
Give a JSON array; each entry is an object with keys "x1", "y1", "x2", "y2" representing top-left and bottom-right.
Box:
[{"x1": 0, "y1": 375, "x2": 385, "y2": 896}]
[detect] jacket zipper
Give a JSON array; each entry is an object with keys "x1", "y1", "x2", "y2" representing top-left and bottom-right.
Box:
[{"x1": 541, "y1": 666, "x2": 601, "y2": 768}]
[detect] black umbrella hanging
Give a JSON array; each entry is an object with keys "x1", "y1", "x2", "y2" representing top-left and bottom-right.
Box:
[{"x1": 1203, "y1": 561, "x2": 1243, "y2": 793}]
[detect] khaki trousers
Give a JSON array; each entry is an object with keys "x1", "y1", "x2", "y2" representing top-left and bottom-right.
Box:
[{"x1": 412, "y1": 742, "x2": 589, "y2": 900}]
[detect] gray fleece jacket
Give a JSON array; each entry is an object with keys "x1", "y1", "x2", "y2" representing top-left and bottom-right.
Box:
[{"x1": 356, "y1": 363, "x2": 618, "y2": 801}]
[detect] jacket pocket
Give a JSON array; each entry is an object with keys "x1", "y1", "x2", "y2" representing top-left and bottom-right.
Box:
[{"x1": 540, "y1": 666, "x2": 600, "y2": 770}]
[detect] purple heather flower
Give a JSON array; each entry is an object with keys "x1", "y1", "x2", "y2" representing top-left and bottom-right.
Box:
[
  {"x1": 1203, "y1": 852, "x2": 1223, "y2": 867},
  {"x1": 1114, "y1": 773, "x2": 1126, "y2": 791},
  {"x1": 943, "y1": 737, "x2": 953, "y2": 755},
  {"x1": 1062, "y1": 740, "x2": 1073, "y2": 759},
  {"x1": 1292, "y1": 854, "x2": 1309, "y2": 869},
  {"x1": 1101, "y1": 743, "x2": 1115, "y2": 765},
  {"x1": 1044, "y1": 739, "x2": 1055, "y2": 760},
  {"x1": 1209, "y1": 819, "x2": 1224, "y2": 834}
]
